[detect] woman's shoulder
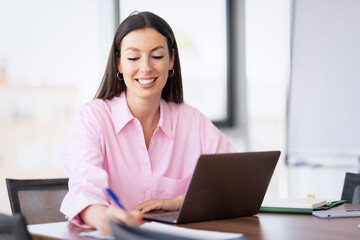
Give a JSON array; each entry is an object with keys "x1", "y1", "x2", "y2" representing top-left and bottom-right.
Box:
[
  {"x1": 77, "y1": 98, "x2": 115, "y2": 121},
  {"x1": 80, "y1": 98, "x2": 108, "y2": 112},
  {"x1": 167, "y1": 101, "x2": 201, "y2": 114},
  {"x1": 166, "y1": 101, "x2": 208, "y2": 122}
]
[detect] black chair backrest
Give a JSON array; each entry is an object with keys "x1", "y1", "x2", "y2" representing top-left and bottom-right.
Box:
[
  {"x1": 0, "y1": 213, "x2": 32, "y2": 240},
  {"x1": 6, "y1": 178, "x2": 69, "y2": 224},
  {"x1": 341, "y1": 172, "x2": 360, "y2": 204}
]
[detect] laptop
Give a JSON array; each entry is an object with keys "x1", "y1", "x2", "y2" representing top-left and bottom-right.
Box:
[{"x1": 143, "y1": 151, "x2": 280, "y2": 224}]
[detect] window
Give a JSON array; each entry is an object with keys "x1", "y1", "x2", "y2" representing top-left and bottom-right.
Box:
[
  {"x1": 120, "y1": 0, "x2": 232, "y2": 126},
  {"x1": 0, "y1": 0, "x2": 116, "y2": 213}
]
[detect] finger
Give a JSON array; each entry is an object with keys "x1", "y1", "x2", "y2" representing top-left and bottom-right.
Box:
[
  {"x1": 130, "y1": 210, "x2": 142, "y2": 219},
  {"x1": 133, "y1": 204, "x2": 145, "y2": 211},
  {"x1": 138, "y1": 201, "x2": 163, "y2": 213},
  {"x1": 130, "y1": 210, "x2": 143, "y2": 224},
  {"x1": 108, "y1": 206, "x2": 142, "y2": 226},
  {"x1": 133, "y1": 200, "x2": 154, "y2": 211}
]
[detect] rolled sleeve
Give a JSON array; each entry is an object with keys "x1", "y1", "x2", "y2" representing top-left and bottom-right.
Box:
[{"x1": 60, "y1": 104, "x2": 110, "y2": 226}]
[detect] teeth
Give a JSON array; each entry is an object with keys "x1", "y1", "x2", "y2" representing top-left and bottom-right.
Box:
[{"x1": 138, "y1": 78, "x2": 155, "y2": 85}]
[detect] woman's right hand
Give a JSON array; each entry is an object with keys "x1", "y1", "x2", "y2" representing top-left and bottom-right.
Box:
[{"x1": 80, "y1": 204, "x2": 142, "y2": 236}]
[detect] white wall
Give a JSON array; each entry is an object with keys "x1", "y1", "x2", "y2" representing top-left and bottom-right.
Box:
[{"x1": 222, "y1": 0, "x2": 290, "y2": 198}]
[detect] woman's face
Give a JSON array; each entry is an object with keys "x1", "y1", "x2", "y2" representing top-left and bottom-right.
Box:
[{"x1": 118, "y1": 28, "x2": 174, "y2": 101}]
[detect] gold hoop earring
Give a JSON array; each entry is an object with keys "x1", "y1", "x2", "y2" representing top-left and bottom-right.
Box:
[
  {"x1": 117, "y1": 72, "x2": 123, "y2": 80},
  {"x1": 168, "y1": 69, "x2": 175, "y2": 78}
]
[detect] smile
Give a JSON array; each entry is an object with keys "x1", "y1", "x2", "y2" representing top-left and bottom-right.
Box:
[{"x1": 136, "y1": 78, "x2": 157, "y2": 85}]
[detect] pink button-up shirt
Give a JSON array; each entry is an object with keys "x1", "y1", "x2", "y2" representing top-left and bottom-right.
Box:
[{"x1": 60, "y1": 92, "x2": 235, "y2": 225}]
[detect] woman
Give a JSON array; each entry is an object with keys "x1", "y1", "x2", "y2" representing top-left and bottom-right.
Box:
[{"x1": 60, "y1": 11, "x2": 236, "y2": 234}]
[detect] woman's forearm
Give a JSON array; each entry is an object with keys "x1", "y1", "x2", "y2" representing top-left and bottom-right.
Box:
[{"x1": 79, "y1": 204, "x2": 108, "y2": 230}]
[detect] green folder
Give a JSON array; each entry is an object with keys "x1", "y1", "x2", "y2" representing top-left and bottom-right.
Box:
[
  {"x1": 259, "y1": 200, "x2": 346, "y2": 214},
  {"x1": 260, "y1": 206, "x2": 313, "y2": 214}
]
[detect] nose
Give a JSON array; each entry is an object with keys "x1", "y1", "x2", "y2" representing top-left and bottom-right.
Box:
[{"x1": 139, "y1": 58, "x2": 152, "y2": 73}]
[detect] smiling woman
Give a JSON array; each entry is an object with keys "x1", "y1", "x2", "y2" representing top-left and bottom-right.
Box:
[
  {"x1": 94, "y1": 12, "x2": 183, "y2": 104},
  {"x1": 59, "y1": 11, "x2": 236, "y2": 236},
  {"x1": 118, "y1": 28, "x2": 174, "y2": 102}
]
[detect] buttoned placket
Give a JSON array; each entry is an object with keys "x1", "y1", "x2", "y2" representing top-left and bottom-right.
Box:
[
  {"x1": 142, "y1": 156, "x2": 152, "y2": 201},
  {"x1": 136, "y1": 119, "x2": 154, "y2": 202},
  {"x1": 144, "y1": 127, "x2": 160, "y2": 201}
]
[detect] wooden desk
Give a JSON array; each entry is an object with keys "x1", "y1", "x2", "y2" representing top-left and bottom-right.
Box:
[{"x1": 30, "y1": 204, "x2": 360, "y2": 240}]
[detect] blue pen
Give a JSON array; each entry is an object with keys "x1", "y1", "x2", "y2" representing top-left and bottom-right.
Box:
[
  {"x1": 105, "y1": 188, "x2": 143, "y2": 224},
  {"x1": 105, "y1": 187, "x2": 126, "y2": 210}
]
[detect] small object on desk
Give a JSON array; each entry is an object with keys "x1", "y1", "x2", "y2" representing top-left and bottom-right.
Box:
[
  {"x1": 260, "y1": 198, "x2": 327, "y2": 214},
  {"x1": 307, "y1": 193, "x2": 316, "y2": 199},
  {"x1": 313, "y1": 199, "x2": 347, "y2": 211},
  {"x1": 312, "y1": 209, "x2": 360, "y2": 218}
]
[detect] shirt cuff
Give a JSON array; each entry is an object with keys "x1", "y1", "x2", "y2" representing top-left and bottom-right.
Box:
[{"x1": 60, "y1": 191, "x2": 110, "y2": 228}]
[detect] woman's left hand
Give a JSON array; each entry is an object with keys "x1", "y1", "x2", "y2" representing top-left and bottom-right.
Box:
[{"x1": 133, "y1": 195, "x2": 184, "y2": 213}]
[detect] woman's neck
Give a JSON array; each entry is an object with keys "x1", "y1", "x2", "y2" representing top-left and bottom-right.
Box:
[{"x1": 126, "y1": 94, "x2": 161, "y2": 148}]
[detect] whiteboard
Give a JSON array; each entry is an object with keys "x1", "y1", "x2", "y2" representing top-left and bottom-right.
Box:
[{"x1": 287, "y1": 0, "x2": 360, "y2": 157}]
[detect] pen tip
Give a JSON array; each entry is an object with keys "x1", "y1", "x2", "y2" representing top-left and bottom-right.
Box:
[{"x1": 137, "y1": 218, "x2": 143, "y2": 224}]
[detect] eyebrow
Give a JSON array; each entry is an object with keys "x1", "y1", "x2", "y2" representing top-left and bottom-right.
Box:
[{"x1": 125, "y1": 46, "x2": 165, "y2": 52}]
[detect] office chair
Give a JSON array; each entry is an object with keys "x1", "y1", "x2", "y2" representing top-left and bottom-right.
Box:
[
  {"x1": 341, "y1": 172, "x2": 360, "y2": 204},
  {"x1": 6, "y1": 178, "x2": 69, "y2": 224},
  {"x1": 0, "y1": 213, "x2": 32, "y2": 240}
]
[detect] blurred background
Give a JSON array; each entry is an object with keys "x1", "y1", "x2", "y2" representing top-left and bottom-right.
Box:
[{"x1": 1, "y1": 0, "x2": 359, "y2": 214}]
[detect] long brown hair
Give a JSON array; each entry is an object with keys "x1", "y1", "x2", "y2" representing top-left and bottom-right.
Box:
[{"x1": 94, "y1": 11, "x2": 183, "y2": 103}]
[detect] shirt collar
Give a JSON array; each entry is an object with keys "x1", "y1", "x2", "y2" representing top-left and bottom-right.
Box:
[
  {"x1": 110, "y1": 92, "x2": 134, "y2": 133},
  {"x1": 110, "y1": 92, "x2": 173, "y2": 139},
  {"x1": 159, "y1": 98, "x2": 173, "y2": 139}
]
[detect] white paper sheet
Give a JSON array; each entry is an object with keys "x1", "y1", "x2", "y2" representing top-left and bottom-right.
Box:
[
  {"x1": 140, "y1": 222, "x2": 243, "y2": 240},
  {"x1": 29, "y1": 221, "x2": 243, "y2": 240}
]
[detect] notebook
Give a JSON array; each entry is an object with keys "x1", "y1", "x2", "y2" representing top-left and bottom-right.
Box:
[
  {"x1": 260, "y1": 198, "x2": 328, "y2": 214},
  {"x1": 143, "y1": 151, "x2": 280, "y2": 224}
]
